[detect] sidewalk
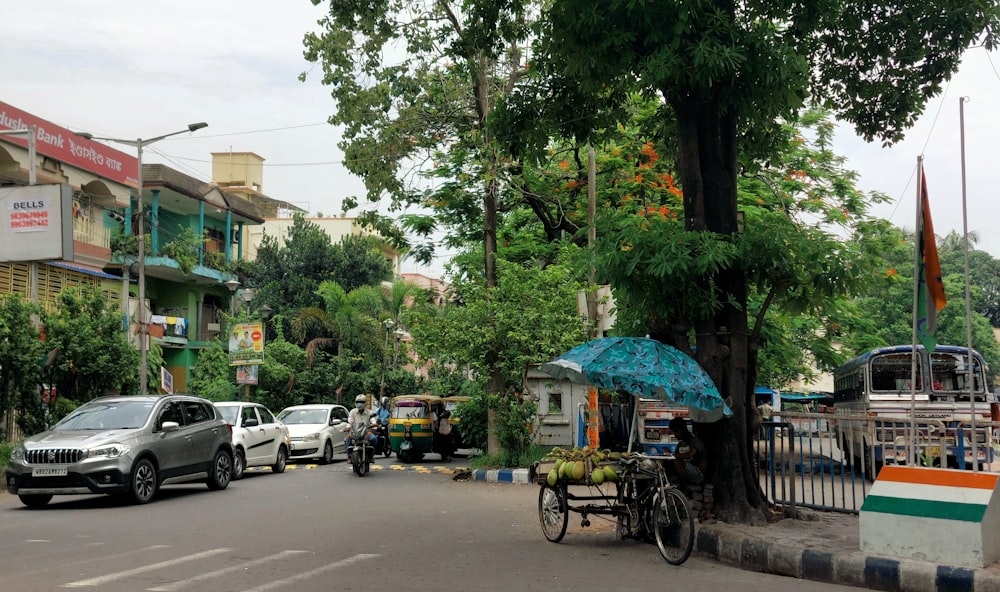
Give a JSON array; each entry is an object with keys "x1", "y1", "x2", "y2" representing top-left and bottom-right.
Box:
[{"x1": 469, "y1": 468, "x2": 1000, "y2": 592}]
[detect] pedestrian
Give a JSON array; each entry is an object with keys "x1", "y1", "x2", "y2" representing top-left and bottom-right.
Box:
[
  {"x1": 669, "y1": 416, "x2": 707, "y2": 487},
  {"x1": 432, "y1": 403, "x2": 454, "y2": 461},
  {"x1": 758, "y1": 399, "x2": 773, "y2": 421}
]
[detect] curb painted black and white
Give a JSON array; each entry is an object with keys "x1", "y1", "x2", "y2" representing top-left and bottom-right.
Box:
[
  {"x1": 696, "y1": 524, "x2": 1000, "y2": 592},
  {"x1": 470, "y1": 468, "x2": 531, "y2": 484}
]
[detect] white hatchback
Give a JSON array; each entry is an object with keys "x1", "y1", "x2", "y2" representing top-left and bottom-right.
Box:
[
  {"x1": 214, "y1": 402, "x2": 291, "y2": 479},
  {"x1": 276, "y1": 404, "x2": 350, "y2": 464}
]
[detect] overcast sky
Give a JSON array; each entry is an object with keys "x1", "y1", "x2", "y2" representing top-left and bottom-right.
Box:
[{"x1": 3, "y1": 2, "x2": 998, "y2": 278}]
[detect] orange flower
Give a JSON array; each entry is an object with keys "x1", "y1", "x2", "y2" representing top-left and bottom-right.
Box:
[
  {"x1": 635, "y1": 173, "x2": 643, "y2": 184},
  {"x1": 558, "y1": 160, "x2": 569, "y2": 170},
  {"x1": 886, "y1": 268, "x2": 898, "y2": 277},
  {"x1": 640, "y1": 142, "x2": 659, "y2": 164}
]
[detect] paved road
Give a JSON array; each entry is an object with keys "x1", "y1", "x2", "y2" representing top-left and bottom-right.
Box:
[{"x1": 0, "y1": 457, "x2": 862, "y2": 592}]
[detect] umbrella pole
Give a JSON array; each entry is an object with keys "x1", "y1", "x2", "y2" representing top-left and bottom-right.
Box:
[{"x1": 627, "y1": 399, "x2": 638, "y2": 454}]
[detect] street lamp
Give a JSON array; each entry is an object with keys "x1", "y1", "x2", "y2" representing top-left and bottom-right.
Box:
[{"x1": 78, "y1": 122, "x2": 208, "y2": 395}]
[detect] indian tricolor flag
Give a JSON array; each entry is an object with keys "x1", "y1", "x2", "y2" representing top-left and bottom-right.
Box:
[{"x1": 915, "y1": 170, "x2": 946, "y2": 352}]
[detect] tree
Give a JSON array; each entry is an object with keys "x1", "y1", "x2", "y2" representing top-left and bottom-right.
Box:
[
  {"x1": 188, "y1": 339, "x2": 239, "y2": 401},
  {"x1": 835, "y1": 224, "x2": 1000, "y2": 374},
  {"x1": 0, "y1": 296, "x2": 47, "y2": 437},
  {"x1": 302, "y1": 0, "x2": 534, "y2": 454},
  {"x1": 41, "y1": 286, "x2": 139, "y2": 403},
  {"x1": 405, "y1": 259, "x2": 589, "y2": 392},
  {"x1": 519, "y1": 3, "x2": 999, "y2": 522},
  {"x1": 329, "y1": 234, "x2": 394, "y2": 293}
]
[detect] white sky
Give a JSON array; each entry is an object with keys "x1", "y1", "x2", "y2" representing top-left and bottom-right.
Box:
[{"x1": 3, "y1": 2, "x2": 999, "y2": 276}]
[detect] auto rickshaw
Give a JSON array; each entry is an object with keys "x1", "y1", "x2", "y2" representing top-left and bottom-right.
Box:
[{"x1": 389, "y1": 395, "x2": 441, "y2": 462}]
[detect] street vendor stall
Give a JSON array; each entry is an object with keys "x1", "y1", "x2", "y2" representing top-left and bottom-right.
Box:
[{"x1": 532, "y1": 337, "x2": 731, "y2": 566}]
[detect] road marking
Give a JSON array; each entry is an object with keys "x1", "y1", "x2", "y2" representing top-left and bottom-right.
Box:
[
  {"x1": 146, "y1": 550, "x2": 309, "y2": 591},
  {"x1": 57, "y1": 545, "x2": 170, "y2": 571},
  {"x1": 62, "y1": 548, "x2": 232, "y2": 587},
  {"x1": 240, "y1": 554, "x2": 379, "y2": 592}
]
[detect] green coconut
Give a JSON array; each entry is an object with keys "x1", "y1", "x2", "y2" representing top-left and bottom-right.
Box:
[
  {"x1": 603, "y1": 465, "x2": 618, "y2": 482},
  {"x1": 571, "y1": 461, "x2": 586, "y2": 481},
  {"x1": 547, "y1": 469, "x2": 558, "y2": 487},
  {"x1": 591, "y1": 467, "x2": 605, "y2": 485}
]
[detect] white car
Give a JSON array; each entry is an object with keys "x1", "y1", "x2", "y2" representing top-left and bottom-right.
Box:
[
  {"x1": 214, "y1": 402, "x2": 290, "y2": 479},
  {"x1": 276, "y1": 404, "x2": 350, "y2": 464}
]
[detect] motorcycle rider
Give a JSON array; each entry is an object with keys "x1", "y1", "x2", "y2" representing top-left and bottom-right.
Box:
[
  {"x1": 376, "y1": 397, "x2": 391, "y2": 426},
  {"x1": 346, "y1": 394, "x2": 377, "y2": 455}
]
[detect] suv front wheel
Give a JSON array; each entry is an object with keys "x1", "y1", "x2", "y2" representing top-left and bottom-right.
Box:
[
  {"x1": 130, "y1": 458, "x2": 158, "y2": 505},
  {"x1": 207, "y1": 449, "x2": 232, "y2": 491}
]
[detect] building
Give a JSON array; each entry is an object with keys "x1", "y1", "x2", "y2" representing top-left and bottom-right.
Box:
[{"x1": 0, "y1": 101, "x2": 264, "y2": 393}]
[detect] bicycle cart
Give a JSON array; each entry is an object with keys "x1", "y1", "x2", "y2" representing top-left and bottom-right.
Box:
[{"x1": 531, "y1": 453, "x2": 695, "y2": 565}]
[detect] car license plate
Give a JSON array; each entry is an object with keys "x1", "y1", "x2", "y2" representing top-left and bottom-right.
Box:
[{"x1": 31, "y1": 466, "x2": 68, "y2": 477}]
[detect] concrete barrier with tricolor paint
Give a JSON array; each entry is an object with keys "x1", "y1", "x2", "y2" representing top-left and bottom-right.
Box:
[{"x1": 860, "y1": 465, "x2": 1000, "y2": 567}]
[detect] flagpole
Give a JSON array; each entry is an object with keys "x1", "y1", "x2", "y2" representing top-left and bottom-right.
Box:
[
  {"x1": 911, "y1": 156, "x2": 922, "y2": 467},
  {"x1": 960, "y1": 97, "x2": 977, "y2": 470}
]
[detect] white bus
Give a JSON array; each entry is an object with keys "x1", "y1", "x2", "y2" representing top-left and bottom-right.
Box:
[{"x1": 832, "y1": 344, "x2": 993, "y2": 475}]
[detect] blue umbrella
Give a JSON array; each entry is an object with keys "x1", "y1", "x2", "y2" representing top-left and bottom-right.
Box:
[{"x1": 540, "y1": 337, "x2": 732, "y2": 423}]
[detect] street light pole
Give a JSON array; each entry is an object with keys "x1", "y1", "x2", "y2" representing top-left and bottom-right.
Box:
[{"x1": 78, "y1": 122, "x2": 208, "y2": 395}]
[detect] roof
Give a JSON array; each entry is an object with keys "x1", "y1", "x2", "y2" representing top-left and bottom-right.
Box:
[
  {"x1": 47, "y1": 261, "x2": 122, "y2": 280},
  {"x1": 141, "y1": 164, "x2": 265, "y2": 224}
]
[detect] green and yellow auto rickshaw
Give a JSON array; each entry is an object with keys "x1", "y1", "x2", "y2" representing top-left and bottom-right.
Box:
[{"x1": 389, "y1": 395, "x2": 441, "y2": 462}]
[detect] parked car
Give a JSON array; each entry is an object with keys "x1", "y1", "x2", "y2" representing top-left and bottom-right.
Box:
[
  {"x1": 214, "y1": 402, "x2": 291, "y2": 479},
  {"x1": 5, "y1": 394, "x2": 234, "y2": 508},
  {"x1": 275, "y1": 404, "x2": 349, "y2": 464}
]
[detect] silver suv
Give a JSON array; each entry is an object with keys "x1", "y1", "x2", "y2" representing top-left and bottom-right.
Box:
[{"x1": 5, "y1": 394, "x2": 234, "y2": 508}]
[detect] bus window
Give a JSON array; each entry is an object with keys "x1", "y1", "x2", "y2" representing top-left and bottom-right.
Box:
[{"x1": 870, "y1": 352, "x2": 922, "y2": 392}]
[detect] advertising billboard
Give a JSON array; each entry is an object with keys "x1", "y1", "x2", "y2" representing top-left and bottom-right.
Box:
[
  {"x1": 0, "y1": 101, "x2": 138, "y2": 187},
  {"x1": 0, "y1": 184, "x2": 74, "y2": 263},
  {"x1": 228, "y1": 321, "x2": 265, "y2": 365}
]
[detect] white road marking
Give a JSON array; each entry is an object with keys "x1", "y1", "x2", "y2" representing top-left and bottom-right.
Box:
[
  {"x1": 59, "y1": 545, "x2": 170, "y2": 571},
  {"x1": 62, "y1": 548, "x2": 232, "y2": 587},
  {"x1": 240, "y1": 554, "x2": 380, "y2": 592},
  {"x1": 145, "y1": 550, "x2": 310, "y2": 591}
]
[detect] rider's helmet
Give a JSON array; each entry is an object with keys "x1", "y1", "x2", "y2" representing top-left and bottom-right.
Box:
[
  {"x1": 380, "y1": 397, "x2": 390, "y2": 410},
  {"x1": 355, "y1": 394, "x2": 367, "y2": 409}
]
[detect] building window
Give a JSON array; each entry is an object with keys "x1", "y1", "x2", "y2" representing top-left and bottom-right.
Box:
[{"x1": 548, "y1": 392, "x2": 562, "y2": 415}]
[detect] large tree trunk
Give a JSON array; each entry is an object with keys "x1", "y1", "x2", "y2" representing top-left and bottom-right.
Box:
[{"x1": 672, "y1": 95, "x2": 766, "y2": 524}]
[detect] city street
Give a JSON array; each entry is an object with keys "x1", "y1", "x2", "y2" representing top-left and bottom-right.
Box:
[{"x1": 0, "y1": 457, "x2": 862, "y2": 592}]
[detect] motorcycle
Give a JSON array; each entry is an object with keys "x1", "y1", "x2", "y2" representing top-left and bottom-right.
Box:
[
  {"x1": 347, "y1": 423, "x2": 375, "y2": 477},
  {"x1": 371, "y1": 417, "x2": 392, "y2": 458}
]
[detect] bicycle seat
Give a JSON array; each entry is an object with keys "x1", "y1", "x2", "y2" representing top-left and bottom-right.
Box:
[{"x1": 619, "y1": 457, "x2": 640, "y2": 468}]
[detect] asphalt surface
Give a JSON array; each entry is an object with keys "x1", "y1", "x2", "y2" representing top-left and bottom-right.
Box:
[{"x1": 467, "y1": 466, "x2": 1000, "y2": 592}]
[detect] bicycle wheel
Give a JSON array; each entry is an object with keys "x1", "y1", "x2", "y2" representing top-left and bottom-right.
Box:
[
  {"x1": 652, "y1": 487, "x2": 695, "y2": 565},
  {"x1": 538, "y1": 483, "x2": 569, "y2": 543}
]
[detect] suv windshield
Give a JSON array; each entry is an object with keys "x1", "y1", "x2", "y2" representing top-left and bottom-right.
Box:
[
  {"x1": 55, "y1": 400, "x2": 155, "y2": 430},
  {"x1": 277, "y1": 409, "x2": 327, "y2": 425}
]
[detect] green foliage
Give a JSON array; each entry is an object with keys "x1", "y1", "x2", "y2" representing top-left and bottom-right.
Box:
[
  {"x1": 188, "y1": 339, "x2": 239, "y2": 401},
  {"x1": 0, "y1": 295, "x2": 46, "y2": 437},
  {"x1": 406, "y1": 259, "x2": 589, "y2": 387},
  {"x1": 0, "y1": 440, "x2": 13, "y2": 468},
  {"x1": 451, "y1": 387, "x2": 540, "y2": 468},
  {"x1": 488, "y1": 393, "x2": 538, "y2": 467},
  {"x1": 161, "y1": 226, "x2": 204, "y2": 274},
  {"x1": 41, "y1": 286, "x2": 139, "y2": 403},
  {"x1": 833, "y1": 224, "x2": 1000, "y2": 376}
]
